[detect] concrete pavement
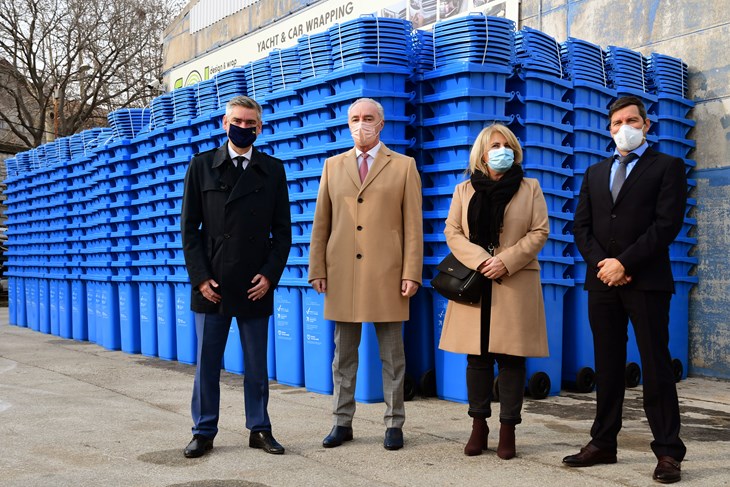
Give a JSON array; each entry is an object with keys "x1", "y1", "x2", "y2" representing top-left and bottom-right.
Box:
[{"x1": 1, "y1": 308, "x2": 729, "y2": 487}]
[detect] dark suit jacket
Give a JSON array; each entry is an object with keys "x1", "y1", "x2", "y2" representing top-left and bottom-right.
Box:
[
  {"x1": 573, "y1": 147, "x2": 687, "y2": 292},
  {"x1": 181, "y1": 144, "x2": 291, "y2": 317}
]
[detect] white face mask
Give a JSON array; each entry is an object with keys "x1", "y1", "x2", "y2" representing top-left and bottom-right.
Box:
[
  {"x1": 350, "y1": 121, "x2": 380, "y2": 147},
  {"x1": 613, "y1": 124, "x2": 645, "y2": 152}
]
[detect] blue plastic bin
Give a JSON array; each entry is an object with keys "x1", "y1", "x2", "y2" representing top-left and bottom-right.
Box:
[
  {"x1": 404, "y1": 287, "x2": 435, "y2": 396},
  {"x1": 16, "y1": 278, "x2": 27, "y2": 327},
  {"x1": 98, "y1": 281, "x2": 121, "y2": 350},
  {"x1": 71, "y1": 280, "x2": 88, "y2": 341},
  {"x1": 26, "y1": 277, "x2": 39, "y2": 332},
  {"x1": 138, "y1": 281, "x2": 158, "y2": 357},
  {"x1": 174, "y1": 282, "x2": 197, "y2": 365},
  {"x1": 38, "y1": 278, "x2": 51, "y2": 334},
  {"x1": 268, "y1": 316, "x2": 276, "y2": 380},
  {"x1": 301, "y1": 288, "x2": 335, "y2": 395},
  {"x1": 354, "y1": 322, "x2": 386, "y2": 404},
  {"x1": 155, "y1": 281, "x2": 177, "y2": 361},
  {"x1": 8, "y1": 277, "x2": 17, "y2": 325},
  {"x1": 524, "y1": 280, "x2": 571, "y2": 398},
  {"x1": 58, "y1": 280, "x2": 73, "y2": 339},
  {"x1": 223, "y1": 319, "x2": 244, "y2": 374},
  {"x1": 561, "y1": 273, "x2": 597, "y2": 392},
  {"x1": 48, "y1": 279, "x2": 60, "y2": 336},
  {"x1": 274, "y1": 287, "x2": 305, "y2": 387},
  {"x1": 432, "y1": 291, "x2": 468, "y2": 403},
  {"x1": 118, "y1": 281, "x2": 141, "y2": 353}
]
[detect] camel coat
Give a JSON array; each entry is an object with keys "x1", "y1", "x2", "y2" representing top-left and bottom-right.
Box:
[
  {"x1": 308, "y1": 144, "x2": 423, "y2": 323},
  {"x1": 438, "y1": 177, "x2": 550, "y2": 357}
]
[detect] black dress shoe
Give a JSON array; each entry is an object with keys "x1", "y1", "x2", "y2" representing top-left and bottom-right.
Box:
[
  {"x1": 384, "y1": 427, "x2": 403, "y2": 450},
  {"x1": 653, "y1": 456, "x2": 681, "y2": 484},
  {"x1": 184, "y1": 434, "x2": 214, "y2": 458},
  {"x1": 562, "y1": 443, "x2": 617, "y2": 467},
  {"x1": 322, "y1": 425, "x2": 353, "y2": 448},
  {"x1": 249, "y1": 430, "x2": 285, "y2": 454}
]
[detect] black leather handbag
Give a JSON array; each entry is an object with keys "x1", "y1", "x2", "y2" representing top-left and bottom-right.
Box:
[{"x1": 430, "y1": 252, "x2": 483, "y2": 304}]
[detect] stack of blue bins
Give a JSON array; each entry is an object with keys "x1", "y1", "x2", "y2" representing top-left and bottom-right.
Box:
[
  {"x1": 67, "y1": 130, "x2": 101, "y2": 342},
  {"x1": 647, "y1": 53, "x2": 697, "y2": 382},
  {"x1": 195, "y1": 78, "x2": 219, "y2": 115},
  {"x1": 109, "y1": 108, "x2": 151, "y2": 140},
  {"x1": 416, "y1": 13, "x2": 515, "y2": 403},
  {"x1": 266, "y1": 15, "x2": 416, "y2": 401},
  {"x1": 258, "y1": 47, "x2": 306, "y2": 389},
  {"x1": 150, "y1": 92, "x2": 175, "y2": 129},
  {"x1": 508, "y1": 26, "x2": 575, "y2": 398},
  {"x1": 560, "y1": 38, "x2": 617, "y2": 392},
  {"x1": 266, "y1": 30, "x2": 334, "y2": 392}
]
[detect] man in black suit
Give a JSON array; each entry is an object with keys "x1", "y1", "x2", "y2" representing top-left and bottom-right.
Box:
[
  {"x1": 181, "y1": 95, "x2": 291, "y2": 457},
  {"x1": 565, "y1": 96, "x2": 687, "y2": 483}
]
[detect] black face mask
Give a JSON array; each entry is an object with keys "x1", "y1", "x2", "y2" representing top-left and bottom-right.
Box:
[{"x1": 228, "y1": 123, "x2": 257, "y2": 149}]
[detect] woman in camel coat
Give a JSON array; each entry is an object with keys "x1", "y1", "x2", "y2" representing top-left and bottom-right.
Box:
[{"x1": 438, "y1": 124, "x2": 549, "y2": 460}]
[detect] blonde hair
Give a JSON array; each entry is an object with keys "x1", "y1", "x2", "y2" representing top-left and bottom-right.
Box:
[{"x1": 467, "y1": 123, "x2": 523, "y2": 175}]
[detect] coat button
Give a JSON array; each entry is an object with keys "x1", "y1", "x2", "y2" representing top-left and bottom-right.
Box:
[
  {"x1": 611, "y1": 214, "x2": 617, "y2": 219},
  {"x1": 220, "y1": 184, "x2": 228, "y2": 190},
  {"x1": 357, "y1": 225, "x2": 363, "y2": 231},
  {"x1": 224, "y1": 234, "x2": 231, "y2": 239},
  {"x1": 356, "y1": 254, "x2": 362, "y2": 259},
  {"x1": 251, "y1": 210, "x2": 256, "y2": 215},
  {"x1": 357, "y1": 197, "x2": 363, "y2": 203},
  {"x1": 249, "y1": 236, "x2": 254, "y2": 241}
]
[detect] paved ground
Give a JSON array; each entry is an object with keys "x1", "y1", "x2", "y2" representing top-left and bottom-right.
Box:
[{"x1": 1, "y1": 308, "x2": 729, "y2": 487}]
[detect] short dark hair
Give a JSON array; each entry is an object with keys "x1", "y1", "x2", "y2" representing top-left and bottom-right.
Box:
[
  {"x1": 226, "y1": 95, "x2": 262, "y2": 122},
  {"x1": 608, "y1": 96, "x2": 647, "y2": 121}
]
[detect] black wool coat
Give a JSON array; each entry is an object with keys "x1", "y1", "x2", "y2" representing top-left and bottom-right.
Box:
[{"x1": 181, "y1": 144, "x2": 292, "y2": 317}]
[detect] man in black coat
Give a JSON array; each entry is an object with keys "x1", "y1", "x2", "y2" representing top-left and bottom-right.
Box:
[
  {"x1": 181, "y1": 95, "x2": 291, "y2": 457},
  {"x1": 565, "y1": 96, "x2": 687, "y2": 484}
]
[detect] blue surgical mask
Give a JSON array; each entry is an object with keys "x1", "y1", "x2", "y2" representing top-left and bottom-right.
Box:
[
  {"x1": 228, "y1": 123, "x2": 257, "y2": 149},
  {"x1": 487, "y1": 147, "x2": 514, "y2": 173}
]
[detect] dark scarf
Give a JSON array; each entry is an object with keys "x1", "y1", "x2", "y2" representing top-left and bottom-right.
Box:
[{"x1": 467, "y1": 165, "x2": 524, "y2": 251}]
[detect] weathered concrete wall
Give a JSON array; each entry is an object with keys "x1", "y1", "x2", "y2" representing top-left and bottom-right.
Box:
[
  {"x1": 520, "y1": 0, "x2": 730, "y2": 378},
  {"x1": 163, "y1": 0, "x2": 313, "y2": 75}
]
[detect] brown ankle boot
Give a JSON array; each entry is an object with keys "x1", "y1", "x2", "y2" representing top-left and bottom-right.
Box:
[
  {"x1": 497, "y1": 423, "x2": 516, "y2": 459},
  {"x1": 464, "y1": 418, "x2": 488, "y2": 456}
]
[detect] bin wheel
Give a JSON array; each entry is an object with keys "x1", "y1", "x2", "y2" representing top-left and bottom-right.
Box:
[
  {"x1": 625, "y1": 362, "x2": 641, "y2": 388},
  {"x1": 672, "y1": 359, "x2": 684, "y2": 383},
  {"x1": 575, "y1": 367, "x2": 596, "y2": 393},
  {"x1": 418, "y1": 369, "x2": 437, "y2": 397},
  {"x1": 404, "y1": 373, "x2": 416, "y2": 401},
  {"x1": 527, "y1": 372, "x2": 551, "y2": 399},
  {"x1": 492, "y1": 375, "x2": 499, "y2": 402}
]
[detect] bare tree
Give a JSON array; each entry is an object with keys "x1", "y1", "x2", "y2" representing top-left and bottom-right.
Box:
[{"x1": 0, "y1": 0, "x2": 174, "y2": 149}]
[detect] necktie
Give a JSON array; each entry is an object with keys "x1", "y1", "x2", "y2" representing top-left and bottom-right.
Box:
[
  {"x1": 234, "y1": 156, "x2": 246, "y2": 174},
  {"x1": 611, "y1": 152, "x2": 637, "y2": 202},
  {"x1": 359, "y1": 153, "x2": 369, "y2": 183}
]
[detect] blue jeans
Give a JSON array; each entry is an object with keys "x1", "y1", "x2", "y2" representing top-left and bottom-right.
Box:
[{"x1": 191, "y1": 313, "x2": 270, "y2": 438}]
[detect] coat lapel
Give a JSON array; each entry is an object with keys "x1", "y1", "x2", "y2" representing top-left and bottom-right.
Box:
[
  {"x1": 226, "y1": 147, "x2": 268, "y2": 205},
  {"x1": 613, "y1": 148, "x2": 657, "y2": 206},
  {"x1": 594, "y1": 157, "x2": 614, "y2": 207},
  {"x1": 343, "y1": 148, "x2": 361, "y2": 189},
  {"x1": 360, "y1": 144, "x2": 392, "y2": 193}
]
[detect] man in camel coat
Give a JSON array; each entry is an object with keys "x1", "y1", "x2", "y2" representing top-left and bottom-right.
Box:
[{"x1": 308, "y1": 98, "x2": 423, "y2": 451}]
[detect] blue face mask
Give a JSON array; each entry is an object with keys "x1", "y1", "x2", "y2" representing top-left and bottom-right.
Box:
[
  {"x1": 228, "y1": 123, "x2": 257, "y2": 149},
  {"x1": 487, "y1": 147, "x2": 514, "y2": 173}
]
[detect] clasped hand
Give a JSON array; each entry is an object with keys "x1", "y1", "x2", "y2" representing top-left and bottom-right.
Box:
[
  {"x1": 596, "y1": 258, "x2": 632, "y2": 286},
  {"x1": 479, "y1": 256, "x2": 507, "y2": 280}
]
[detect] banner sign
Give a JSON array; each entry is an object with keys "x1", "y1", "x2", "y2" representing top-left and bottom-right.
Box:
[{"x1": 167, "y1": 0, "x2": 518, "y2": 89}]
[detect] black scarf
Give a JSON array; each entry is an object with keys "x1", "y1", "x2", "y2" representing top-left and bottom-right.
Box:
[{"x1": 467, "y1": 165, "x2": 524, "y2": 251}]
